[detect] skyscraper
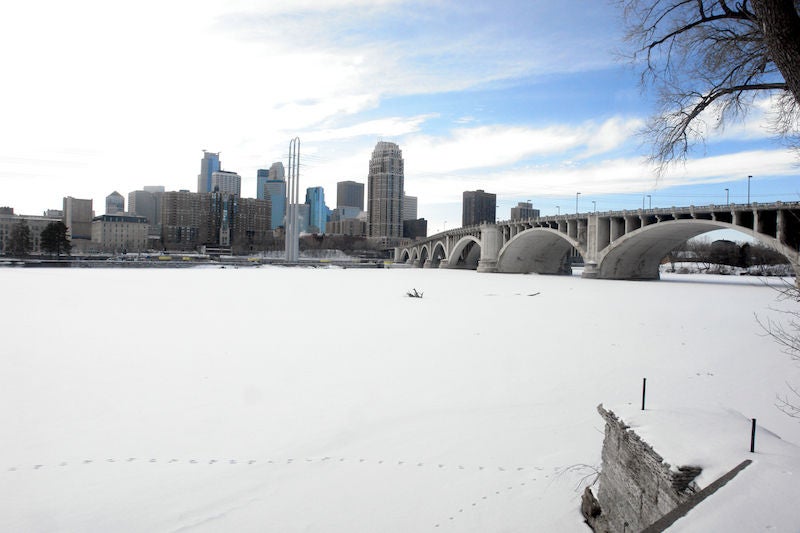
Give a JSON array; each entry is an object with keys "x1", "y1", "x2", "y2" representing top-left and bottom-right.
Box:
[
  {"x1": 305, "y1": 186, "x2": 329, "y2": 234},
  {"x1": 105, "y1": 191, "x2": 125, "y2": 214},
  {"x1": 462, "y1": 189, "x2": 496, "y2": 226},
  {"x1": 337, "y1": 180, "x2": 364, "y2": 211},
  {"x1": 269, "y1": 161, "x2": 285, "y2": 182},
  {"x1": 256, "y1": 168, "x2": 269, "y2": 200},
  {"x1": 367, "y1": 141, "x2": 404, "y2": 238},
  {"x1": 197, "y1": 151, "x2": 221, "y2": 193},
  {"x1": 403, "y1": 194, "x2": 417, "y2": 221},
  {"x1": 129, "y1": 189, "x2": 163, "y2": 237}
]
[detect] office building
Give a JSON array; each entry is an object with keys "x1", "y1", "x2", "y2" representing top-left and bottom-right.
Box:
[
  {"x1": 305, "y1": 187, "x2": 329, "y2": 234},
  {"x1": 143, "y1": 185, "x2": 165, "y2": 193},
  {"x1": 403, "y1": 194, "x2": 417, "y2": 221},
  {"x1": 326, "y1": 216, "x2": 367, "y2": 236},
  {"x1": 403, "y1": 218, "x2": 428, "y2": 240},
  {"x1": 0, "y1": 209, "x2": 61, "y2": 254},
  {"x1": 295, "y1": 203, "x2": 310, "y2": 234},
  {"x1": 105, "y1": 191, "x2": 125, "y2": 214},
  {"x1": 462, "y1": 189, "x2": 496, "y2": 226},
  {"x1": 269, "y1": 161, "x2": 285, "y2": 182},
  {"x1": 256, "y1": 168, "x2": 269, "y2": 200},
  {"x1": 367, "y1": 141, "x2": 404, "y2": 238},
  {"x1": 264, "y1": 179, "x2": 285, "y2": 230},
  {"x1": 197, "y1": 150, "x2": 221, "y2": 193},
  {"x1": 510, "y1": 202, "x2": 540, "y2": 220},
  {"x1": 91, "y1": 214, "x2": 148, "y2": 252},
  {"x1": 337, "y1": 180, "x2": 364, "y2": 210},
  {"x1": 129, "y1": 189, "x2": 162, "y2": 224},
  {"x1": 63, "y1": 197, "x2": 94, "y2": 240}
]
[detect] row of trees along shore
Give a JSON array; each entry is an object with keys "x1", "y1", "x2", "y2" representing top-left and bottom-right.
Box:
[{"x1": 3, "y1": 220, "x2": 70, "y2": 258}]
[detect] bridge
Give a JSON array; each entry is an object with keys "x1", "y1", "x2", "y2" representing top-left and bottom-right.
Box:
[{"x1": 394, "y1": 202, "x2": 800, "y2": 280}]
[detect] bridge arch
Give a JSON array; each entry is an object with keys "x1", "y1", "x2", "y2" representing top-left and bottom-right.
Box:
[
  {"x1": 398, "y1": 248, "x2": 411, "y2": 263},
  {"x1": 496, "y1": 228, "x2": 585, "y2": 274},
  {"x1": 449, "y1": 236, "x2": 482, "y2": 270},
  {"x1": 593, "y1": 219, "x2": 799, "y2": 280},
  {"x1": 429, "y1": 241, "x2": 447, "y2": 268},
  {"x1": 418, "y1": 245, "x2": 429, "y2": 268}
]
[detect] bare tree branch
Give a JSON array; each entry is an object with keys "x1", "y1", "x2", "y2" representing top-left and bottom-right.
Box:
[{"x1": 620, "y1": 0, "x2": 800, "y2": 171}]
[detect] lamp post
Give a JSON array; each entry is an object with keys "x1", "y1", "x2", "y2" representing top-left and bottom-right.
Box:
[
  {"x1": 647, "y1": 195, "x2": 652, "y2": 209},
  {"x1": 725, "y1": 188, "x2": 729, "y2": 204},
  {"x1": 748, "y1": 175, "x2": 752, "y2": 204},
  {"x1": 592, "y1": 200, "x2": 596, "y2": 212},
  {"x1": 576, "y1": 192, "x2": 581, "y2": 214},
  {"x1": 556, "y1": 205, "x2": 560, "y2": 215},
  {"x1": 642, "y1": 194, "x2": 645, "y2": 210}
]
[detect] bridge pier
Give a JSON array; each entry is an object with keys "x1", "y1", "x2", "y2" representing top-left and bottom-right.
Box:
[
  {"x1": 582, "y1": 262, "x2": 599, "y2": 279},
  {"x1": 477, "y1": 224, "x2": 501, "y2": 273},
  {"x1": 438, "y1": 259, "x2": 450, "y2": 269}
]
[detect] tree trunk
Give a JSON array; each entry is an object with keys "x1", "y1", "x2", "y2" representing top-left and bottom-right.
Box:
[{"x1": 753, "y1": 0, "x2": 800, "y2": 104}]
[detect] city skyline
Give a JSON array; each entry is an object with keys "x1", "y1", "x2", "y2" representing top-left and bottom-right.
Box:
[{"x1": 2, "y1": 1, "x2": 799, "y2": 237}]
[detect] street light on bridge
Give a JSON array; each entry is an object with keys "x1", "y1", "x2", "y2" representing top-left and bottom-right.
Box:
[
  {"x1": 647, "y1": 195, "x2": 652, "y2": 209},
  {"x1": 592, "y1": 200, "x2": 596, "y2": 212},
  {"x1": 725, "y1": 188, "x2": 729, "y2": 204},
  {"x1": 748, "y1": 175, "x2": 752, "y2": 204},
  {"x1": 576, "y1": 192, "x2": 581, "y2": 214},
  {"x1": 556, "y1": 205, "x2": 560, "y2": 215}
]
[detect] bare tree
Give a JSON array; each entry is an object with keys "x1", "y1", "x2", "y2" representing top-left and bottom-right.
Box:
[
  {"x1": 757, "y1": 283, "x2": 800, "y2": 418},
  {"x1": 620, "y1": 0, "x2": 800, "y2": 168}
]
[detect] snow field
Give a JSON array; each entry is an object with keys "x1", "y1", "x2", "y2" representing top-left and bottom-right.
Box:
[{"x1": 1, "y1": 267, "x2": 799, "y2": 531}]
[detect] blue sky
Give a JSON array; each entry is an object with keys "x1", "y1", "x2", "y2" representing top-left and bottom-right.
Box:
[{"x1": 1, "y1": 0, "x2": 798, "y2": 236}]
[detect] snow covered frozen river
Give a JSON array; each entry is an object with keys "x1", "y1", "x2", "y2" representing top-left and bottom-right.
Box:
[{"x1": 1, "y1": 267, "x2": 799, "y2": 531}]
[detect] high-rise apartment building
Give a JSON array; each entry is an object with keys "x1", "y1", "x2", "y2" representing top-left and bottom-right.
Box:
[
  {"x1": 211, "y1": 170, "x2": 241, "y2": 197},
  {"x1": 197, "y1": 150, "x2": 221, "y2": 193},
  {"x1": 161, "y1": 191, "x2": 211, "y2": 248},
  {"x1": 63, "y1": 197, "x2": 93, "y2": 240},
  {"x1": 105, "y1": 191, "x2": 125, "y2": 214},
  {"x1": 510, "y1": 202, "x2": 540, "y2": 220},
  {"x1": 305, "y1": 187, "x2": 328, "y2": 234},
  {"x1": 367, "y1": 141, "x2": 404, "y2": 238},
  {"x1": 462, "y1": 189, "x2": 496, "y2": 226},
  {"x1": 160, "y1": 191, "x2": 270, "y2": 251},
  {"x1": 232, "y1": 197, "x2": 271, "y2": 250},
  {"x1": 337, "y1": 180, "x2": 364, "y2": 211}
]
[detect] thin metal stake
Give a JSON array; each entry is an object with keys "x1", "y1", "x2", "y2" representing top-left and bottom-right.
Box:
[
  {"x1": 750, "y1": 418, "x2": 756, "y2": 453},
  {"x1": 641, "y1": 377, "x2": 647, "y2": 410}
]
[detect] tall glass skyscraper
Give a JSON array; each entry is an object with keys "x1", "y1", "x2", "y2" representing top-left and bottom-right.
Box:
[
  {"x1": 197, "y1": 151, "x2": 221, "y2": 193},
  {"x1": 367, "y1": 141, "x2": 404, "y2": 238},
  {"x1": 265, "y1": 179, "x2": 286, "y2": 229},
  {"x1": 256, "y1": 168, "x2": 269, "y2": 200},
  {"x1": 305, "y1": 186, "x2": 329, "y2": 234}
]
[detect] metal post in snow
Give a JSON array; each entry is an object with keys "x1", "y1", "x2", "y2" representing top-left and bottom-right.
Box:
[
  {"x1": 641, "y1": 377, "x2": 647, "y2": 410},
  {"x1": 750, "y1": 418, "x2": 757, "y2": 453}
]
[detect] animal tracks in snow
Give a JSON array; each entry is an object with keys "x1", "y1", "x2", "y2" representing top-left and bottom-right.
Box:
[{"x1": 4, "y1": 456, "x2": 539, "y2": 476}]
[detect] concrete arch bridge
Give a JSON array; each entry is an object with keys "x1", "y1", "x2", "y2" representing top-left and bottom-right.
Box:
[{"x1": 394, "y1": 202, "x2": 800, "y2": 280}]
